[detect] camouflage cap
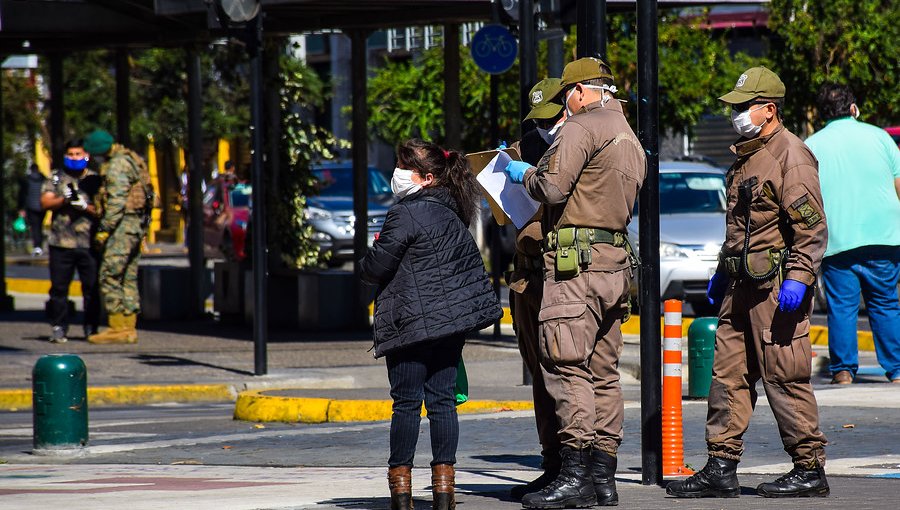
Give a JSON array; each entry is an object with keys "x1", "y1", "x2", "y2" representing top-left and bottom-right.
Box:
[
  {"x1": 719, "y1": 66, "x2": 786, "y2": 104},
  {"x1": 560, "y1": 57, "x2": 614, "y2": 87},
  {"x1": 84, "y1": 129, "x2": 114, "y2": 155},
  {"x1": 524, "y1": 78, "x2": 564, "y2": 121}
]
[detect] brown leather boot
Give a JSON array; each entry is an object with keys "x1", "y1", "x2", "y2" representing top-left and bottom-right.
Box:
[
  {"x1": 388, "y1": 465, "x2": 413, "y2": 510},
  {"x1": 431, "y1": 464, "x2": 455, "y2": 510}
]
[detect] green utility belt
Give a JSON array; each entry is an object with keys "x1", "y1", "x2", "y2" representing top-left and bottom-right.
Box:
[
  {"x1": 721, "y1": 248, "x2": 787, "y2": 281},
  {"x1": 544, "y1": 227, "x2": 630, "y2": 279}
]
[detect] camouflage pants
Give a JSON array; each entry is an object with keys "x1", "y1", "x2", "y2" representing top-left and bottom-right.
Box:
[{"x1": 99, "y1": 215, "x2": 144, "y2": 315}]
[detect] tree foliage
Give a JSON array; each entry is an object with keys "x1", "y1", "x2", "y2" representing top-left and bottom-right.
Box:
[
  {"x1": 1, "y1": 71, "x2": 42, "y2": 215},
  {"x1": 366, "y1": 12, "x2": 755, "y2": 151},
  {"x1": 270, "y1": 40, "x2": 347, "y2": 268},
  {"x1": 768, "y1": 0, "x2": 900, "y2": 133}
]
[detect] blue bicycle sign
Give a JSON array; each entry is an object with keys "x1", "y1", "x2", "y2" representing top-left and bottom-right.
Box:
[{"x1": 470, "y1": 24, "x2": 518, "y2": 74}]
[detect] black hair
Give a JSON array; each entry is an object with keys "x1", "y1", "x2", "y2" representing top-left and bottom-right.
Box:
[
  {"x1": 65, "y1": 138, "x2": 84, "y2": 150},
  {"x1": 224, "y1": 160, "x2": 235, "y2": 170},
  {"x1": 397, "y1": 139, "x2": 480, "y2": 226},
  {"x1": 816, "y1": 83, "x2": 855, "y2": 122}
]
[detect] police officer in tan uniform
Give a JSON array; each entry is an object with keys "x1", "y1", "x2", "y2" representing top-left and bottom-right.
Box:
[
  {"x1": 507, "y1": 78, "x2": 566, "y2": 501},
  {"x1": 667, "y1": 66, "x2": 830, "y2": 499},
  {"x1": 505, "y1": 58, "x2": 645, "y2": 508}
]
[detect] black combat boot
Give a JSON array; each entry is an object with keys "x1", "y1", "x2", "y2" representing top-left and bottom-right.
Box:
[
  {"x1": 665, "y1": 456, "x2": 740, "y2": 498},
  {"x1": 591, "y1": 448, "x2": 619, "y2": 506},
  {"x1": 521, "y1": 447, "x2": 597, "y2": 509},
  {"x1": 510, "y1": 456, "x2": 561, "y2": 501},
  {"x1": 757, "y1": 464, "x2": 829, "y2": 498}
]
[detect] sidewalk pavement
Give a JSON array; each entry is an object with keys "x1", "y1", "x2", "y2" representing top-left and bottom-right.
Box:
[{"x1": 1, "y1": 290, "x2": 885, "y2": 417}]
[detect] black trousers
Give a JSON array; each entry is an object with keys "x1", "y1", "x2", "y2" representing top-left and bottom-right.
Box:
[
  {"x1": 48, "y1": 246, "x2": 100, "y2": 331},
  {"x1": 386, "y1": 334, "x2": 465, "y2": 468},
  {"x1": 26, "y1": 209, "x2": 46, "y2": 249}
]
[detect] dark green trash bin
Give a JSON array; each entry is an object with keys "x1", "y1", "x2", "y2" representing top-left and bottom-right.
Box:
[
  {"x1": 32, "y1": 354, "x2": 88, "y2": 452},
  {"x1": 688, "y1": 318, "x2": 718, "y2": 398}
]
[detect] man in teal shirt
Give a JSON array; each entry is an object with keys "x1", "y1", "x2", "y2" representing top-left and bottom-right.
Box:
[{"x1": 805, "y1": 83, "x2": 900, "y2": 385}]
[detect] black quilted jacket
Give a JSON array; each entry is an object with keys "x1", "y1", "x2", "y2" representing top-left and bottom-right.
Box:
[{"x1": 360, "y1": 186, "x2": 502, "y2": 358}]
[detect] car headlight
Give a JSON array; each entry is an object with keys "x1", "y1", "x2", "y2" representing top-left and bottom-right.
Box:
[
  {"x1": 660, "y1": 242, "x2": 691, "y2": 259},
  {"x1": 305, "y1": 206, "x2": 332, "y2": 221}
]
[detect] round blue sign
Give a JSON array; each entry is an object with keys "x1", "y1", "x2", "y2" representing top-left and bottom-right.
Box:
[{"x1": 470, "y1": 24, "x2": 518, "y2": 75}]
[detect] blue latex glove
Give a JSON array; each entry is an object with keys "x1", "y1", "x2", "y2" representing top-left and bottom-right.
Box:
[
  {"x1": 496, "y1": 141, "x2": 508, "y2": 150},
  {"x1": 707, "y1": 272, "x2": 729, "y2": 306},
  {"x1": 504, "y1": 160, "x2": 531, "y2": 184},
  {"x1": 778, "y1": 279, "x2": 807, "y2": 312}
]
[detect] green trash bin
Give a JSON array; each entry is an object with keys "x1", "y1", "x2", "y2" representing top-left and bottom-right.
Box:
[
  {"x1": 688, "y1": 317, "x2": 718, "y2": 398},
  {"x1": 32, "y1": 354, "x2": 88, "y2": 452}
]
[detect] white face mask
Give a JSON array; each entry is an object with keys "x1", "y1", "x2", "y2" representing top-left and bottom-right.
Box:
[
  {"x1": 730, "y1": 104, "x2": 768, "y2": 138},
  {"x1": 391, "y1": 168, "x2": 421, "y2": 199},
  {"x1": 536, "y1": 127, "x2": 554, "y2": 145},
  {"x1": 565, "y1": 84, "x2": 618, "y2": 116}
]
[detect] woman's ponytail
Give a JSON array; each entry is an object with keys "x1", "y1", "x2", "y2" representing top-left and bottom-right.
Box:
[{"x1": 443, "y1": 151, "x2": 480, "y2": 226}]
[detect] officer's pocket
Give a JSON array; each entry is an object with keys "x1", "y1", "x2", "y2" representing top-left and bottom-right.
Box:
[
  {"x1": 761, "y1": 317, "x2": 811, "y2": 384},
  {"x1": 539, "y1": 302, "x2": 590, "y2": 365}
]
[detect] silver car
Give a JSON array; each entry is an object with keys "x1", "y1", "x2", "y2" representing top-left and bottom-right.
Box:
[{"x1": 629, "y1": 160, "x2": 727, "y2": 315}]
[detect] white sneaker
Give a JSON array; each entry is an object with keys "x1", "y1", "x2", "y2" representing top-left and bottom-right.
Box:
[
  {"x1": 32, "y1": 247, "x2": 44, "y2": 257},
  {"x1": 50, "y1": 326, "x2": 68, "y2": 344}
]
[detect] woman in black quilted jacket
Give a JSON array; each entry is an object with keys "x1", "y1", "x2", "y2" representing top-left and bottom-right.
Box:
[{"x1": 361, "y1": 139, "x2": 501, "y2": 510}]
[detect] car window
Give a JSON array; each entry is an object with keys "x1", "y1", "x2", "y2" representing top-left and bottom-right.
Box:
[
  {"x1": 313, "y1": 167, "x2": 392, "y2": 197},
  {"x1": 634, "y1": 172, "x2": 726, "y2": 215}
]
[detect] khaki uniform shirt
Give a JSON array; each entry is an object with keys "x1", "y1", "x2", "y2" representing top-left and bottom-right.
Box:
[
  {"x1": 523, "y1": 99, "x2": 646, "y2": 271},
  {"x1": 718, "y1": 125, "x2": 827, "y2": 286},
  {"x1": 42, "y1": 169, "x2": 99, "y2": 249}
]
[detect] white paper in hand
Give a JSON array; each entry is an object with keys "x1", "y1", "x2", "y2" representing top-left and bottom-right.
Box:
[{"x1": 475, "y1": 151, "x2": 541, "y2": 229}]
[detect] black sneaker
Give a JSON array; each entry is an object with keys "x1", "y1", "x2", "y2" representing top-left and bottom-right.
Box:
[{"x1": 757, "y1": 465, "x2": 829, "y2": 498}]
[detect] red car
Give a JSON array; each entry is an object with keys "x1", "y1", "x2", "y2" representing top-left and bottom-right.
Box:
[
  {"x1": 885, "y1": 126, "x2": 900, "y2": 147},
  {"x1": 203, "y1": 180, "x2": 251, "y2": 261}
]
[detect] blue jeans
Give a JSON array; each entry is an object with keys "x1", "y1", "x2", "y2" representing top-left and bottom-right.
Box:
[
  {"x1": 386, "y1": 334, "x2": 465, "y2": 468},
  {"x1": 822, "y1": 245, "x2": 900, "y2": 380}
]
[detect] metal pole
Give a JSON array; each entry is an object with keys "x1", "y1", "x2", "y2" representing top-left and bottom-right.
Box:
[
  {"x1": 48, "y1": 53, "x2": 64, "y2": 170},
  {"x1": 577, "y1": 0, "x2": 607, "y2": 59},
  {"x1": 248, "y1": 15, "x2": 269, "y2": 375},
  {"x1": 637, "y1": 0, "x2": 662, "y2": 487},
  {"x1": 186, "y1": 47, "x2": 206, "y2": 320},
  {"x1": 350, "y1": 30, "x2": 370, "y2": 328},
  {"x1": 519, "y1": 0, "x2": 537, "y2": 138},
  {"x1": 115, "y1": 48, "x2": 131, "y2": 148},
  {"x1": 443, "y1": 23, "x2": 461, "y2": 149},
  {"x1": 0, "y1": 72, "x2": 12, "y2": 311}
]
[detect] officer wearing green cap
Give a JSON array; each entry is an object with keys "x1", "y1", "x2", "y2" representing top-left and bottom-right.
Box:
[
  {"x1": 667, "y1": 66, "x2": 830, "y2": 499},
  {"x1": 505, "y1": 78, "x2": 566, "y2": 502},
  {"x1": 504, "y1": 57, "x2": 645, "y2": 509},
  {"x1": 86, "y1": 130, "x2": 155, "y2": 345}
]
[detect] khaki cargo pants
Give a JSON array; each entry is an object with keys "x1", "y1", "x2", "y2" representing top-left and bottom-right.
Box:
[
  {"x1": 538, "y1": 268, "x2": 631, "y2": 453},
  {"x1": 510, "y1": 273, "x2": 561, "y2": 466},
  {"x1": 706, "y1": 279, "x2": 827, "y2": 468}
]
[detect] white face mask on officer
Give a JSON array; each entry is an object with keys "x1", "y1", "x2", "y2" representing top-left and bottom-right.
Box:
[
  {"x1": 564, "y1": 84, "x2": 616, "y2": 117},
  {"x1": 391, "y1": 168, "x2": 421, "y2": 199},
  {"x1": 730, "y1": 103, "x2": 769, "y2": 138}
]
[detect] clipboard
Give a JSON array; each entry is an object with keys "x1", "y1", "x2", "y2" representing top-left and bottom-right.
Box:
[{"x1": 466, "y1": 147, "x2": 521, "y2": 226}]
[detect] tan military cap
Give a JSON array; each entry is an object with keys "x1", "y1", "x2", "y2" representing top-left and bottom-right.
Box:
[
  {"x1": 524, "y1": 78, "x2": 564, "y2": 121},
  {"x1": 560, "y1": 57, "x2": 614, "y2": 87},
  {"x1": 719, "y1": 66, "x2": 786, "y2": 104}
]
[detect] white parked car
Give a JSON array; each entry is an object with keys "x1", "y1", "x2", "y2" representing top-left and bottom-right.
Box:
[{"x1": 629, "y1": 160, "x2": 727, "y2": 316}]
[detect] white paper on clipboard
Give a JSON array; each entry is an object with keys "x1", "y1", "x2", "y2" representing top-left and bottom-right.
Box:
[{"x1": 475, "y1": 151, "x2": 541, "y2": 229}]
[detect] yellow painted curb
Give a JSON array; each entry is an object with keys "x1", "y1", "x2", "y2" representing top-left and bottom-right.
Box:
[
  {"x1": 233, "y1": 390, "x2": 534, "y2": 424},
  {"x1": 619, "y1": 315, "x2": 873, "y2": 351},
  {"x1": 0, "y1": 384, "x2": 234, "y2": 412},
  {"x1": 5, "y1": 277, "x2": 80, "y2": 295}
]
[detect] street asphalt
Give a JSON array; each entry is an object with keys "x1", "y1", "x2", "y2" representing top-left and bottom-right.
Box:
[{"x1": 1, "y1": 260, "x2": 897, "y2": 509}]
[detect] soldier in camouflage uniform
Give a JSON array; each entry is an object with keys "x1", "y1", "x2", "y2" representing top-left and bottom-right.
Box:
[
  {"x1": 84, "y1": 130, "x2": 153, "y2": 345},
  {"x1": 40, "y1": 139, "x2": 102, "y2": 343}
]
